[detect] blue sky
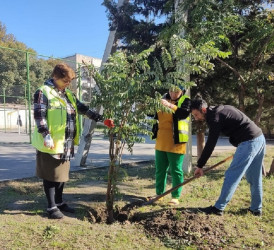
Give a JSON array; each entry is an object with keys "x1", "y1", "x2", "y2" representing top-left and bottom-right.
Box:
[{"x1": 0, "y1": 0, "x2": 109, "y2": 59}]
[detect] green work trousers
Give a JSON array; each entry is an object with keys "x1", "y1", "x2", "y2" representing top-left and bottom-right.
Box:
[{"x1": 155, "y1": 150, "x2": 185, "y2": 199}]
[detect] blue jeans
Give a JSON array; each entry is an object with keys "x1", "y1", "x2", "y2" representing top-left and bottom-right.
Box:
[{"x1": 215, "y1": 134, "x2": 265, "y2": 212}]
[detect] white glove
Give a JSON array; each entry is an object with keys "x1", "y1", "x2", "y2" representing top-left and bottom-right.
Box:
[{"x1": 44, "y1": 134, "x2": 54, "y2": 149}]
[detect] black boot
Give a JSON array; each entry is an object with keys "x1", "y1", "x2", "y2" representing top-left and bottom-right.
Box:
[
  {"x1": 47, "y1": 207, "x2": 64, "y2": 219},
  {"x1": 57, "y1": 203, "x2": 75, "y2": 213},
  {"x1": 248, "y1": 208, "x2": 262, "y2": 216},
  {"x1": 198, "y1": 205, "x2": 223, "y2": 216}
]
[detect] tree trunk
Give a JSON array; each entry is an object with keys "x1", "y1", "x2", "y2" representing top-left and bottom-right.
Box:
[
  {"x1": 238, "y1": 83, "x2": 245, "y2": 112},
  {"x1": 254, "y1": 92, "x2": 264, "y2": 125},
  {"x1": 267, "y1": 159, "x2": 274, "y2": 177},
  {"x1": 106, "y1": 161, "x2": 115, "y2": 224},
  {"x1": 197, "y1": 131, "x2": 205, "y2": 159},
  {"x1": 106, "y1": 132, "x2": 115, "y2": 223},
  {"x1": 106, "y1": 132, "x2": 123, "y2": 223},
  {"x1": 262, "y1": 165, "x2": 266, "y2": 176},
  {"x1": 254, "y1": 88, "x2": 265, "y2": 175},
  {"x1": 182, "y1": 88, "x2": 192, "y2": 174},
  {"x1": 175, "y1": 0, "x2": 192, "y2": 173}
]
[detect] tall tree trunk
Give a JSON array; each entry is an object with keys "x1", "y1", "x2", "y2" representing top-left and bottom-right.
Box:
[
  {"x1": 254, "y1": 87, "x2": 265, "y2": 175},
  {"x1": 238, "y1": 83, "x2": 245, "y2": 112},
  {"x1": 75, "y1": 0, "x2": 126, "y2": 167},
  {"x1": 175, "y1": 0, "x2": 192, "y2": 173},
  {"x1": 197, "y1": 131, "x2": 205, "y2": 159},
  {"x1": 254, "y1": 92, "x2": 264, "y2": 125},
  {"x1": 195, "y1": 121, "x2": 206, "y2": 160},
  {"x1": 267, "y1": 159, "x2": 274, "y2": 177}
]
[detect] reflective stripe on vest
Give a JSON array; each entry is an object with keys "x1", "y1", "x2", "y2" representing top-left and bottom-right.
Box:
[
  {"x1": 32, "y1": 85, "x2": 79, "y2": 154},
  {"x1": 177, "y1": 95, "x2": 189, "y2": 143}
]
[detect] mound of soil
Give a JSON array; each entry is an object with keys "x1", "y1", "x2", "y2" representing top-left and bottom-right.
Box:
[
  {"x1": 88, "y1": 204, "x2": 231, "y2": 249},
  {"x1": 132, "y1": 208, "x2": 229, "y2": 249}
]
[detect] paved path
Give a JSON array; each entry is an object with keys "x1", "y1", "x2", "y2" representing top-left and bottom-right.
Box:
[{"x1": 0, "y1": 131, "x2": 236, "y2": 182}]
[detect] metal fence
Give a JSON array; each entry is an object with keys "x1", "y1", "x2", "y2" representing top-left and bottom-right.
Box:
[{"x1": 0, "y1": 46, "x2": 99, "y2": 143}]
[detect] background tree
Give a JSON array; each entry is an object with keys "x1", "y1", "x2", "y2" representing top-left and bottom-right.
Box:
[
  {"x1": 0, "y1": 22, "x2": 56, "y2": 104},
  {"x1": 102, "y1": 1, "x2": 274, "y2": 183},
  {"x1": 181, "y1": 0, "x2": 274, "y2": 129},
  {"x1": 103, "y1": 0, "x2": 174, "y2": 53}
]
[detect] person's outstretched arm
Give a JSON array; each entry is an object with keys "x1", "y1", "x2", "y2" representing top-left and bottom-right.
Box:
[{"x1": 76, "y1": 99, "x2": 103, "y2": 122}]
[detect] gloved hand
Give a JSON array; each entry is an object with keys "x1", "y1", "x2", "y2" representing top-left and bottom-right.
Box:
[
  {"x1": 44, "y1": 134, "x2": 54, "y2": 149},
  {"x1": 104, "y1": 119, "x2": 115, "y2": 128},
  {"x1": 161, "y1": 99, "x2": 175, "y2": 109}
]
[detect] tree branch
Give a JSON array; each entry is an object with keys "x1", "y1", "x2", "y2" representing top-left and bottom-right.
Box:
[
  {"x1": 216, "y1": 56, "x2": 247, "y2": 111},
  {"x1": 248, "y1": 35, "x2": 273, "y2": 83},
  {"x1": 215, "y1": 57, "x2": 245, "y2": 85}
]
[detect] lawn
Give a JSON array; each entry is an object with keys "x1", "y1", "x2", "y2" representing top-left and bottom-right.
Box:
[{"x1": 0, "y1": 145, "x2": 273, "y2": 249}]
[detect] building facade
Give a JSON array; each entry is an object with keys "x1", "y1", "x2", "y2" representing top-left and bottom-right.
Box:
[{"x1": 62, "y1": 54, "x2": 102, "y2": 103}]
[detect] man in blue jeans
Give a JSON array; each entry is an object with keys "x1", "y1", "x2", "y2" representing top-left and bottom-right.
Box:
[{"x1": 191, "y1": 97, "x2": 265, "y2": 216}]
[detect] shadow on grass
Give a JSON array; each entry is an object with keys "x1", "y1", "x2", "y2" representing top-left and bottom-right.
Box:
[
  {"x1": 130, "y1": 206, "x2": 201, "y2": 223},
  {"x1": 205, "y1": 169, "x2": 225, "y2": 181},
  {"x1": 0, "y1": 160, "x2": 228, "y2": 223},
  {"x1": 226, "y1": 208, "x2": 250, "y2": 216},
  {"x1": 120, "y1": 160, "x2": 229, "y2": 183},
  {"x1": 0, "y1": 190, "x2": 150, "y2": 220}
]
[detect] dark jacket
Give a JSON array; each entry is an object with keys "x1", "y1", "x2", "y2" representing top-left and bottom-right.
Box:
[
  {"x1": 152, "y1": 93, "x2": 191, "y2": 144},
  {"x1": 197, "y1": 105, "x2": 262, "y2": 168}
]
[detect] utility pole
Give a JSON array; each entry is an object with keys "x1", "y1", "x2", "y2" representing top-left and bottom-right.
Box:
[{"x1": 74, "y1": 0, "x2": 126, "y2": 166}]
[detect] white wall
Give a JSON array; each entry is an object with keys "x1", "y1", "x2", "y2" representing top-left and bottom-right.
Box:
[{"x1": 0, "y1": 108, "x2": 34, "y2": 131}]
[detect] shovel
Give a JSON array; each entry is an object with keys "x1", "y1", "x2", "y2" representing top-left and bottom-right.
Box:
[{"x1": 143, "y1": 155, "x2": 233, "y2": 206}]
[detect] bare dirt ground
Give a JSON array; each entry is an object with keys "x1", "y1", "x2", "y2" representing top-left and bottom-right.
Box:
[{"x1": 87, "y1": 202, "x2": 230, "y2": 249}]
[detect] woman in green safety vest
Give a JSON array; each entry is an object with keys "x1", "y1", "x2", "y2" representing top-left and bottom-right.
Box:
[
  {"x1": 32, "y1": 63, "x2": 103, "y2": 219},
  {"x1": 151, "y1": 84, "x2": 191, "y2": 205}
]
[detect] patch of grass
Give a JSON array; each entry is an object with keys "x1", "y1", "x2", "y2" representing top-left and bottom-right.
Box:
[
  {"x1": 0, "y1": 145, "x2": 273, "y2": 249},
  {"x1": 43, "y1": 225, "x2": 61, "y2": 239}
]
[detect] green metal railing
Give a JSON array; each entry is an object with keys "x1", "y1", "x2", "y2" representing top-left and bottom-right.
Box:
[
  {"x1": 26, "y1": 52, "x2": 32, "y2": 141},
  {"x1": 0, "y1": 45, "x2": 94, "y2": 143}
]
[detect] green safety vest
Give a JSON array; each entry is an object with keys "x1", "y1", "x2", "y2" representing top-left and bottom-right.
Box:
[
  {"x1": 32, "y1": 85, "x2": 80, "y2": 154},
  {"x1": 176, "y1": 95, "x2": 190, "y2": 143}
]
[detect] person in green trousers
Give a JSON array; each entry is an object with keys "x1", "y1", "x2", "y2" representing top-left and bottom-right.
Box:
[{"x1": 151, "y1": 85, "x2": 191, "y2": 205}]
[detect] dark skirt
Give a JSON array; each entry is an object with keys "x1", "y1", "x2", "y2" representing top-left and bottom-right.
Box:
[{"x1": 36, "y1": 151, "x2": 70, "y2": 182}]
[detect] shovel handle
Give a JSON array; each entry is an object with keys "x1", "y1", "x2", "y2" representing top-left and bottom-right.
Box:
[{"x1": 143, "y1": 155, "x2": 233, "y2": 206}]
